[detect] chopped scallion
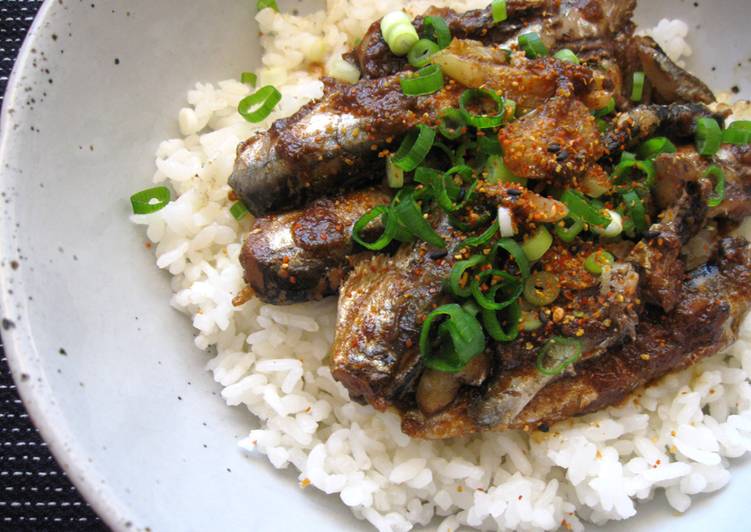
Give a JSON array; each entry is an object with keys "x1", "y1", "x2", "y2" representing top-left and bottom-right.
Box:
[
  {"x1": 407, "y1": 39, "x2": 441, "y2": 68},
  {"x1": 491, "y1": 0, "x2": 508, "y2": 24},
  {"x1": 584, "y1": 250, "x2": 615, "y2": 275},
  {"x1": 256, "y1": 0, "x2": 279, "y2": 12},
  {"x1": 392, "y1": 124, "x2": 436, "y2": 172},
  {"x1": 238, "y1": 85, "x2": 282, "y2": 123},
  {"x1": 518, "y1": 32, "x2": 549, "y2": 59},
  {"x1": 631, "y1": 71, "x2": 645, "y2": 102},
  {"x1": 230, "y1": 201, "x2": 250, "y2": 221},
  {"x1": 130, "y1": 186, "x2": 171, "y2": 215},
  {"x1": 521, "y1": 226, "x2": 553, "y2": 262},
  {"x1": 705, "y1": 164, "x2": 726, "y2": 208},
  {"x1": 241, "y1": 72, "x2": 257, "y2": 87},
  {"x1": 419, "y1": 304, "x2": 486, "y2": 373},
  {"x1": 696, "y1": 117, "x2": 722, "y2": 156},
  {"x1": 553, "y1": 48, "x2": 580, "y2": 64},
  {"x1": 459, "y1": 88, "x2": 507, "y2": 129},
  {"x1": 637, "y1": 136, "x2": 677, "y2": 160},
  {"x1": 536, "y1": 337, "x2": 583, "y2": 376},
  {"x1": 422, "y1": 16, "x2": 452, "y2": 49},
  {"x1": 400, "y1": 64, "x2": 444, "y2": 96},
  {"x1": 523, "y1": 272, "x2": 560, "y2": 306}
]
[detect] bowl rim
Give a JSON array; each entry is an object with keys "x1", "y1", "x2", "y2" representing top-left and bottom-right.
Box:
[{"x1": 0, "y1": 1, "x2": 128, "y2": 529}]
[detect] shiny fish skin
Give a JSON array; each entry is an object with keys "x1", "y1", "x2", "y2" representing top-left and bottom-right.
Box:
[
  {"x1": 240, "y1": 188, "x2": 391, "y2": 305},
  {"x1": 229, "y1": 77, "x2": 462, "y2": 216}
]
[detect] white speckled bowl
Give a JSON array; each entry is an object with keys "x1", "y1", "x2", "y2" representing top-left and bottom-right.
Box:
[{"x1": 1, "y1": 1, "x2": 750, "y2": 531}]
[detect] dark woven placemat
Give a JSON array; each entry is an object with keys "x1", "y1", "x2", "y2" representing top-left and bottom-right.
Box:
[{"x1": 0, "y1": 2, "x2": 107, "y2": 530}]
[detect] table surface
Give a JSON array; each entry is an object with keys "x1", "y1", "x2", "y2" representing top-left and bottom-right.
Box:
[{"x1": 0, "y1": 1, "x2": 107, "y2": 529}]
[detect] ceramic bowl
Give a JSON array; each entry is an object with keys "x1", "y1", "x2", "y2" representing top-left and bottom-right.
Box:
[{"x1": 1, "y1": 1, "x2": 750, "y2": 530}]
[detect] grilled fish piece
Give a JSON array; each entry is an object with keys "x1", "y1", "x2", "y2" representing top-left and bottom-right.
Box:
[
  {"x1": 349, "y1": 0, "x2": 548, "y2": 79},
  {"x1": 603, "y1": 103, "x2": 724, "y2": 155},
  {"x1": 402, "y1": 238, "x2": 751, "y2": 438},
  {"x1": 229, "y1": 77, "x2": 462, "y2": 216},
  {"x1": 240, "y1": 188, "x2": 391, "y2": 305},
  {"x1": 469, "y1": 261, "x2": 640, "y2": 428},
  {"x1": 635, "y1": 36, "x2": 715, "y2": 105},
  {"x1": 330, "y1": 214, "x2": 462, "y2": 410},
  {"x1": 516, "y1": 237, "x2": 751, "y2": 428}
]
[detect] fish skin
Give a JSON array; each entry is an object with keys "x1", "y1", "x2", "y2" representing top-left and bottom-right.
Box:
[
  {"x1": 240, "y1": 188, "x2": 391, "y2": 305},
  {"x1": 229, "y1": 77, "x2": 462, "y2": 217}
]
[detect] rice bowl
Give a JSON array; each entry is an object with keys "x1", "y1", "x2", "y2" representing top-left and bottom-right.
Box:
[{"x1": 127, "y1": 2, "x2": 751, "y2": 531}]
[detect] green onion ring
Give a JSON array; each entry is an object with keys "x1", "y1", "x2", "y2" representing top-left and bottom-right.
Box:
[
  {"x1": 555, "y1": 218, "x2": 584, "y2": 243},
  {"x1": 391, "y1": 192, "x2": 445, "y2": 248},
  {"x1": 491, "y1": 0, "x2": 508, "y2": 24},
  {"x1": 471, "y1": 270, "x2": 523, "y2": 311},
  {"x1": 448, "y1": 254, "x2": 487, "y2": 297},
  {"x1": 593, "y1": 97, "x2": 615, "y2": 118},
  {"x1": 459, "y1": 88, "x2": 507, "y2": 129},
  {"x1": 241, "y1": 72, "x2": 257, "y2": 87},
  {"x1": 352, "y1": 205, "x2": 395, "y2": 250},
  {"x1": 536, "y1": 336, "x2": 583, "y2": 376},
  {"x1": 637, "y1": 137, "x2": 677, "y2": 160},
  {"x1": 612, "y1": 159, "x2": 656, "y2": 188},
  {"x1": 482, "y1": 299, "x2": 521, "y2": 342},
  {"x1": 523, "y1": 272, "x2": 560, "y2": 306},
  {"x1": 437, "y1": 108, "x2": 468, "y2": 140},
  {"x1": 722, "y1": 127, "x2": 751, "y2": 145},
  {"x1": 400, "y1": 63, "x2": 444, "y2": 96},
  {"x1": 422, "y1": 16, "x2": 452, "y2": 49},
  {"x1": 392, "y1": 124, "x2": 436, "y2": 172},
  {"x1": 490, "y1": 238, "x2": 531, "y2": 278},
  {"x1": 434, "y1": 165, "x2": 474, "y2": 212},
  {"x1": 521, "y1": 225, "x2": 553, "y2": 262},
  {"x1": 518, "y1": 32, "x2": 549, "y2": 59},
  {"x1": 696, "y1": 117, "x2": 723, "y2": 157},
  {"x1": 584, "y1": 250, "x2": 615, "y2": 275},
  {"x1": 631, "y1": 71, "x2": 645, "y2": 102},
  {"x1": 461, "y1": 222, "x2": 499, "y2": 249},
  {"x1": 622, "y1": 190, "x2": 648, "y2": 233},
  {"x1": 560, "y1": 190, "x2": 611, "y2": 227},
  {"x1": 130, "y1": 186, "x2": 171, "y2": 215},
  {"x1": 238, "y1": 85, "x2": 282, "y2": 123},
  {"x1": 553, "y1": 48, "x2": 580, "y2": 64},
  {"x1": 705, "y1": 164, "x2": 726, "y2": 208},
  {"x1": 407, "y1": 39, "x2": 441, "y2": 68},
  {"x1": 477, "y1": 135, "x2": 503, "y2": 156},
  {"x1": 256, "y1": 0, "x2": 279, "y2": 12},
  {"x1": 230, "y1": 201, "x2": 250, "y2": 221},
  {"x1": 419, "y1": 304, "x2": 486, "y2": 373}
]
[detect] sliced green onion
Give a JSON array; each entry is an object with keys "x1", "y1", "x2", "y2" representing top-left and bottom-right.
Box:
[
  {"x1": 490, "y1": 238, "x2": 531, "y2": 278},
  {"x1": 392, "y1": 192, "x2": 445, "y2": 248},
  {"x1": 400, "y1": 64, "x2": 444, "y2": 96},
  {"x1": 462, "y1": 222, "x2": 499, "y2": 249},
  {"x1": 485, "y1": 155, "x2": 526, "y2": 185},
  {"x1": 555, "y1": 219, "x2": 584, "y2": 243},
  {"x1": 386, "y1": 157, "x2": 405, "y2": 188},
  {"x1": 621, "y1": 151, "x2": 636, "y2": 162},
  {"x1": 522, "y1": 226, "x2": 553, "y2": 262},
  {"x1": 230, "y1": 201, "x2": 250, "y2": 221},
  {"x1": 448, "y1": 255, "x2": 486, "y2": 297},
  {"x1": 696, "y1": 117, "x2": 722, "y2": 156},
  {"x1": 612, "y1": 159, "x2": 656, "y2": 188},
  {"x1": 392, "y1": 124, "x2": 436, "y2": 171},
  {"x1": 477, "y1": 135, "x2": 503, "y2": 156},
  {"x1": 422, "y1": 16, "x2": 452, "y2": 49},
  {"x1": 637, "y1": 137, "x2": 677, "y2": 160},
  {"x1": 471, "y1": 270, "x2": 523, "y2": 311},
  {"x1": 523, "y1": 272, "x2": 560, "y2": 306},
  {"x1": 596, "y1": 118, "x2": 609, "y2": 133},
  {"x1": 631, "y1": 71, "x2": 645, "y2": 102},
  {"x1": 256, "y1": 0, "x2": 279, "y2": 12},
  {"x1": 414, "y1": 165, "x2": 441, "y2": 186},
  {"x1": 419, "y1": 304, "x2": 486, "y2": 373},
  {"x1": 352, "y1": 205, "x2": 394, "y2": 250},
  {"x1": 241, "y1": 72, "x2": 257, "y2": 87},
  {"x1": 518, "y1": 32, "x2": 549, "y2": 59},
  {"x1": 593, "y1": 97, "x2": 615, "y2": 118},
  {"x1": 492, "y1": 0, "x2": 508, "y2": 23},
  {"x1": 459, "y1": 88, "x2": 507, "y2": 129},
  {"x1": 408, "y1": 39, "x2": 441, "y2": 68},
  {"x1": 593, "y1": 210, "x2": 623, "y2": 238},
  {"x1": 705, "y1": 164, "x2": 726, "y2": 208},
  {"x1": 130, "y1": 186, "x2": 171, "y2": 215},
  {"x1": 560, "y1": 190, "x2": 611, "y2": 227},
  {"x1": 584, "y1": 250, "x2": 615, "y2": 275},
  {"x1": 536, "y1": 337, "x2": 583, "y2": 376},
  {"x1": 553, "y1": 48, "x2": 580, "y2": 64},
  {"x1": 438, "y1": 108, "x2": 467, "y2": 140},
  {"x1": 238, "y1": 85, "x2": 282, "y2": 123},
  {"x1": 622, "y1": 190, "x2": 648, "y2": 233},
  {"x1": 722, "y1": 127, "x2": 751, "y2": 145},
  {"x1": 435, "y1": 165, "x2": 474, "y2": 213},
  {"x1": 723, "y1": 120, "x2": 751, "y2": 145},
  {"x1": 381, "y1": 12, "x2": 419, "y2": 56},
  {"x1": 482, "y1": 299, "x2": 521, "y2": 342}
]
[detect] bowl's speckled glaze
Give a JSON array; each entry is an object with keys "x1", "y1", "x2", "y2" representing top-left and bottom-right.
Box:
[{"x1": 0, "y1": 1, "x2": 749, "y2": 531}]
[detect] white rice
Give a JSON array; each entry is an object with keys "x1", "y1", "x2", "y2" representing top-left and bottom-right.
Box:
[{"x1": 131, "y1": 5, "x2": 751, "y2": 531}]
